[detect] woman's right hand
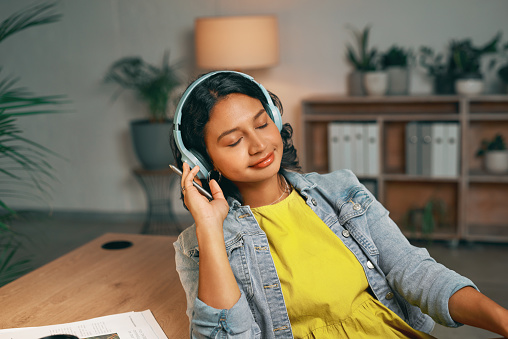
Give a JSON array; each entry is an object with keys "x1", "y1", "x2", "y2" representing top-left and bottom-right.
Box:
[
  {"x1": 180, "y1": 162, "x2": 229, "y2": 233},
  {"x1": 181, "y1": 163, "x2": 241, "y2": 309}
]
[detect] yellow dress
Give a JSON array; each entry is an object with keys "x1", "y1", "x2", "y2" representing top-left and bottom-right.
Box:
[{"x1": 251, "y1": 189, "x2": 436, "y2": 339}]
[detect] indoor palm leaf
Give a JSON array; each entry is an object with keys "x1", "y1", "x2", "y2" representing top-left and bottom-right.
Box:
[{"x1": 0, "y1": 1, "x2": 66, "y2": 286}]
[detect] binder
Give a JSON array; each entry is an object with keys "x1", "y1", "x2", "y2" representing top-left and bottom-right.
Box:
[
  {"x1": 444, "y1": 123, "x2": 460, "y2": 177},
  {"x1": 351, "y1": 123, "x2": 365, "y2": 175},
  {"x1": 341, "y1": 123, "x2": 353, "y2": 171},
  {"x1": 406, "y1": 122, "x2": 419, "y2": 175},
  {"x1": 365, "y1": 123, "x2": 379, "y2": 176},
  {"x1": 420, "y1": 122, "x2": 432, "y2": 176},
  {"x1": 328, "y1": 123, "x2": 342, "y2": 172},
  {"x1": 431, "y1": 123, "x2": 446, "y2": 177}
]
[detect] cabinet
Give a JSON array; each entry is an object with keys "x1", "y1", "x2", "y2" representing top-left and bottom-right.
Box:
[{"x1": 302, "y1": 95, "x2": 508, "y2": 242}]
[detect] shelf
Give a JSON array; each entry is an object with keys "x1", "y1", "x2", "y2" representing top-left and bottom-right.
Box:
[
  {"x1": 468, "y1": 170, "x2": 508, "y2": 183},
  {"x1": 304, "y1": 114, "x2": 461, "y2": 122},
  {"x1": 469, "y1": 113, "x2": 508, "y2": 121},
  {"x1": 302, "y1": 95, "x2": 508, "y2": 242},
  {"x1": 383, "y1": 174, "x2": 460, "y2": 183}
]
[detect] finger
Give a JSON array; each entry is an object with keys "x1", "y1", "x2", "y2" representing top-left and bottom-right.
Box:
[
  {"x1": 209, "y1": 179, "x2": 225, "y2": 200},
  {"x1": 183, "y1": 165, "x2": 201, "y2": 192},
  {"x1": 180, "y1": 162, "x2": 191, "y2": 191}
]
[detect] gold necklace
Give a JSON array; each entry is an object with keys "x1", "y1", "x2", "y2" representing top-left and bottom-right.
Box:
[{"x1": 270, "y1": 176, "x2": 291, "y2": 205}]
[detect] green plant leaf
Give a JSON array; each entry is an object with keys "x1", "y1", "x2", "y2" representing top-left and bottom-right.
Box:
[{"x1": 0, "y1": 2, "x2": 61, "y2": 44}]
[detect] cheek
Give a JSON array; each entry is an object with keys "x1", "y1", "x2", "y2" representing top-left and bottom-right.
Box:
[{"x1": 208, "y1": 146, "x2": 248, "y2": 173}]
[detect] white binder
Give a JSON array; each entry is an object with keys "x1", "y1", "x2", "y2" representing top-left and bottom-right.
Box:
[
  {"x1": 431, "y1": 123, "x2": 446, "y2": 177},
  {"x1": 351, "y1": 123, "x2": 365, "y2": 175},
  {"x1": 444, "y1": 123, "x2": 460, "y2": 177},
  {"x1": 328, "y1": 123, "x2": 342, "y2": 172},
  {"x1": 365, "y1": 123, "x2": 379, "y2": 176},
  {"x1": 341, "y1": 123, "x2": 353, "y2": 171}
]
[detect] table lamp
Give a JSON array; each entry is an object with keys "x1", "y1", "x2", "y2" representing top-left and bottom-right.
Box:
[{"x1": 195, "y1": 15, "x2": 279, "y2": 71}]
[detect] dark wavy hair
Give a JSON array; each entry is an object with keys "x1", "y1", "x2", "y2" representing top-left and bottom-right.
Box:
[{"x1": 170, "y1": 71, "x2": 300, "y2": 205}]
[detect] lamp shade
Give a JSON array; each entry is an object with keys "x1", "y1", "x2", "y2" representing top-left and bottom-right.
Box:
[{"x1": 195, "y1": 15, "x2": 279, "y2": 70}]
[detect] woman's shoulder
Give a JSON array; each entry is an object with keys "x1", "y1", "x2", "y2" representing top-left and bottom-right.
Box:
[{"x1": 299, "y1": 169, "x2": 362, "y2": 189}]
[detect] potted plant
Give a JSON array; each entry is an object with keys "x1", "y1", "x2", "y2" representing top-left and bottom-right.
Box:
[
  {"x1": 381, "y1": 45, "x2": 412, "y2": 95},
  {"x1": 419, "y1": 46, "x2": 455, "y2": 95},
  {"x1": 476, "y1": 133, "x2": 508, "y2": 174},
  {"x1": 345, "y1": 25, "x2": 386, "y2": 96},
  {"x1": 497, "y1": 42, "x2": 508, "y2": 93},
  {"x1": 0, "y1": 2, "x2": 67, "y2": 286},
  {"x1": 449, "y1": 33, "x2": 500, "y2": 95},
  {"x1": 104, "y1": 52, "x2": 182, "y2": 170},
  {"x1": 499, "y1": 64, "x2": 508, "y2": 93}
]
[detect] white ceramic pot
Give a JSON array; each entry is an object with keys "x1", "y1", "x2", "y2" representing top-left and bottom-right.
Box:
[
  {"x1": 455, "y1": 78, "x2": 484, "y2": 95},
  {"x1": 485, "y1": 150, "x2": 508, "y2": 174},
  {"x1": 363, "y1": 71, "x2": 388, "y2": 96}
]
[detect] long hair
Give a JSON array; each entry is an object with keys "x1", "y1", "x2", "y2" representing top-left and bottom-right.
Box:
[{"x1": 170, "y1": 71, "x2": 300, "y2": 205}]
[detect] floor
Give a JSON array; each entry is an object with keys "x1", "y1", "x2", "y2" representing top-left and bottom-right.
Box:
[{"x1": 6, "y1": 212, "x2": 508, "y2": 338}]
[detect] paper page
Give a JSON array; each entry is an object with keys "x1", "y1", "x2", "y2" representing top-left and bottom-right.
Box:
[{"x1": 0, "y1": 310, "x2": 168, "y2": 339}]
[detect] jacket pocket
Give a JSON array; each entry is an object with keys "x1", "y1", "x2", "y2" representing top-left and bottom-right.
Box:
[
  {"x1": 226, "y1": 235, "x2": 252, "y2": 296},
  {"x1": 339, "y1": 187, "x2": 378, "y2": 257}
]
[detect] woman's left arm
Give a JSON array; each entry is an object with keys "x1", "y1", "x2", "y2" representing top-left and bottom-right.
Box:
[{"x1": 449, "y1": 286, "x2": 508, "y2": 337}]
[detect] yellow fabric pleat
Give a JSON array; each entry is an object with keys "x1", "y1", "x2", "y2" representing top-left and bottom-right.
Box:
[{"x1": 252, "y1": 189, "x2": 435, "y2": 339}]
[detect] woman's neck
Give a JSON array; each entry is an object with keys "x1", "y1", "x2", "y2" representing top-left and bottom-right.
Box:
[{"x1": 238, "y1": 174, "x2": 290, "y2": 208}]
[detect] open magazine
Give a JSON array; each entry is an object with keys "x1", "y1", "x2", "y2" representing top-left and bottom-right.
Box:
[{"x1": 0, "y1": 310, "x2": 168, "y2": 339}]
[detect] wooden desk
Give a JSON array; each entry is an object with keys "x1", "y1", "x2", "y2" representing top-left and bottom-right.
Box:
[{"x1": 0, "y1": 233, "x2": 189, "y2": 337}]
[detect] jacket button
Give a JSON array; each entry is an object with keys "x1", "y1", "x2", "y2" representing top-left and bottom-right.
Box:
[
  {"x1": 367, "y1": 261, "x2": 374, "y2": 269},
  {"x1": 311, "y1": 198, "x2": 317, "y2": 206},
  {"x1": 342, "y1": 230, "x2": 350, "y2": 238},
  {"x1": 385, "y1": 292, "x2": 394, "y2": 300},
  {"x1": 353, "y1": 203, "x2": 362, "y2": 211}
]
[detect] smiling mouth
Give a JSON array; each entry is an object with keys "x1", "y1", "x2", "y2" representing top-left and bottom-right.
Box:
[{"x1": 251, "y1": 152, "x2": 275, "y2": 169}]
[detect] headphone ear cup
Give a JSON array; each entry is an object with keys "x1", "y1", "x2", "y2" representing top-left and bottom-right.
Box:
[
  {"x1": 268, "y1": 104, "x2": 283, "y2": 131},
  {"x1": 189, "y1": 149, "x2": 213, "y2": 179}
]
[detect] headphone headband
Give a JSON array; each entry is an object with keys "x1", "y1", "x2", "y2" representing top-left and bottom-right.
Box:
[{"x1": 173, "y1": 71, "x2": 282, "y2": 179}]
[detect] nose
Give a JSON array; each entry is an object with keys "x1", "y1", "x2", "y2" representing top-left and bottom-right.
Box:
[{"x1": 248, "y1": 131, "x2": 266, "y2": 155}]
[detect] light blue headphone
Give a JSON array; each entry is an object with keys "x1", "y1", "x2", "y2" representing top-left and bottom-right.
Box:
[{"x1": 173, "y1": 71, "x2": 283, "y2": 179}]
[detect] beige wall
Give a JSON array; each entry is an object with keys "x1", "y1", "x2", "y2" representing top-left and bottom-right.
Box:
[{"x1": 1, "y1": 0, "x2": 507, "y2": 214}]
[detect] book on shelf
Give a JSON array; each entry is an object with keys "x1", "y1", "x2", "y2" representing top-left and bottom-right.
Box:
[
  {"x1": 0, "y1": 310, "x2": 167, "y2": 339},
  {"x1": 328, "y1": 122, "x2": 379, "y2": 177},
  {"x1": 406, "y1": 121, "x2": 460, "y2": 177}
]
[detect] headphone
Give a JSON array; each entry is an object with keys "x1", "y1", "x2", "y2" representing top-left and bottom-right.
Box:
[{"x1": 173, "y1": 71, "x2": 283, "y2": 179}]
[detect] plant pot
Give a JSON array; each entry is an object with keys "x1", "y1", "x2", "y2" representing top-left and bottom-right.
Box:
[
  {"x1": 386, "y1": 66, "x2": 409, "y2": 95},
  {"x1": 363, "y1": 71, "x2": 388, "y2": 96},
  {"x1": 347, "y1": 71, "x2": 365, "y2": 96},
  {"x1": 455, "y1": 77, "x2": 484, "y2": 96},
  {"x1": 433, "y1": 74, "x2": 455, "y2": 95},
  {"x1": 130, "y1": 119, "x2": 175, "y2": 170},
  {"x1": 484, "y1": 151, "x2": 508, "y2": 174}
]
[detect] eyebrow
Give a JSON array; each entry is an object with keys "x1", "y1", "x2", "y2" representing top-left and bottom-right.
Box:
[{"x1": 216, "y1": 109, "x2": 266, "y2": 142}]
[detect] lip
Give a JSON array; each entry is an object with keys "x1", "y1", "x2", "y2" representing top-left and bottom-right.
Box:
[{"x1": 251, "y1": 152, "x2": 275, "y2": 169}]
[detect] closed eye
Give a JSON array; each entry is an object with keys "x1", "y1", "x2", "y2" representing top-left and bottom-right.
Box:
[
  {"x1": 257, "y1": 123, "x2": 268, "y2": 129},
  {"x1": 228, "y1": 138, "x2": 242, "y2": 147}
]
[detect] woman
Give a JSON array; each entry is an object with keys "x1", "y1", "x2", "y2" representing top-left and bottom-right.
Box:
[{"x1": 171, "y1": 71, "x2": 508, "y2": 338}]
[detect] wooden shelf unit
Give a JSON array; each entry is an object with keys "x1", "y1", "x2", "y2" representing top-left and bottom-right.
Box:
[{"x1": 302, "y1": 95, "x2": 508, "y2": 242}]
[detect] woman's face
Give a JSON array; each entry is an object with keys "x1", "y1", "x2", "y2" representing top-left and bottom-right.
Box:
[{"x1": 204, "y1": 93, "x2": 283, "y2": 186}]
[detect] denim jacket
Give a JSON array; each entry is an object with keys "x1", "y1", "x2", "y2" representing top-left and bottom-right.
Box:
[{"x1": 174, "y1": 170, "x2": 476, "y2": 338}]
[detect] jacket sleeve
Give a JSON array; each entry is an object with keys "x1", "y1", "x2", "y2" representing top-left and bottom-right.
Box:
[
  {"x1": 362, "y1": 189, "x2": 478, "y2": 328},
  {"x1": 173, "y1": 234, "x2": 256, "y2": 338}
]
